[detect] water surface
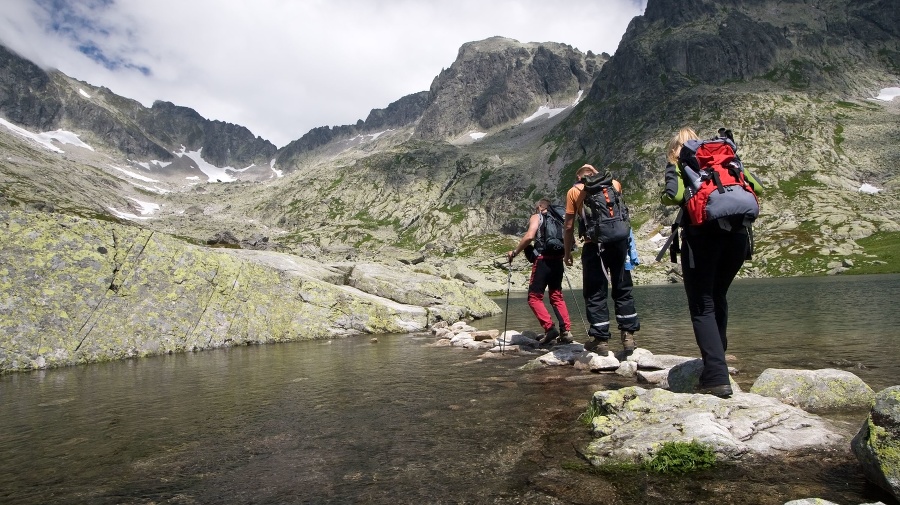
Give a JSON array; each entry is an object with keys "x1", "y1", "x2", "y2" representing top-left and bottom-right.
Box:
[{"x1": 1, "y1": 274, "x2": 898, "y2": 504}]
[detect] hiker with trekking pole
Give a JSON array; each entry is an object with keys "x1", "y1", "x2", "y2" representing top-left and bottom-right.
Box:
[
  {"x1": 563, "y1": 164, "x2": 641, "y2": 356},
  {"x1": 506, "y1": 198, "x2": 574, "y2": 345},
  {"x1": 658, "y1": 127, "x2": 763, "y2": 398}
]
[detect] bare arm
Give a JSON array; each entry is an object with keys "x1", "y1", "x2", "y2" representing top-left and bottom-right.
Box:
[
  {"x1": 563, "y1": 212, "x2": 576, "y2": 267},
  {"x1": 507, "y1": 213, "x2": 540, "y2": 262},
  {"x1": 563, "y1": 185, "x2": 581, "y2": 267}
]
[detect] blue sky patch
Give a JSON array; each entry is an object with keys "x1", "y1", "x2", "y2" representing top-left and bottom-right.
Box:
[{"x1": 36, "y1": 0, "x2": 151, "y2": 76}]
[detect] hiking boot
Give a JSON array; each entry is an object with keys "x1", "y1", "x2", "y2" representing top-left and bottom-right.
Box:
[
  {"x1": 620, "y1": 331, "x2": 636, "y2": 352},
  {"x1": 557, "y1": 331, "x2": 574, "y2": 344},
  {"x1": 583, "y1": 338, "x2": 610, "y2": 355},
  {"x1": 539, "y1": 326, "x2": 560, "y2": 345},
  {"x1": 697, "y1": 384, "x2": 733, "y2": 398}
]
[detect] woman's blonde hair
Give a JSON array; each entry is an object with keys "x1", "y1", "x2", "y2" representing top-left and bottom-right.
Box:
[{"x1": 666, "y1": 127, "x2": 699, "y2": 165}]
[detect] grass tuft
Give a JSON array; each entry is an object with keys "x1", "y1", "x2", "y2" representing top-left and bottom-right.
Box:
[{"x1": 643, "y1": 440, "x2": 717, "y2": 474}]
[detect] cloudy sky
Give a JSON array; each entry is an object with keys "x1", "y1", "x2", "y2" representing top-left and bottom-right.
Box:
[{"x1": 0, "y1": 0, "x2": 647, "y2": 147}]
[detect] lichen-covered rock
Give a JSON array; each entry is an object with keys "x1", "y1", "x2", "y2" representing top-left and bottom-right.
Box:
[
  {"x1": 750, "y1": 368, "x2": 876, "y2": 412},
  {"x1": 583, "y1": 386, "x2": 844, "y2": 466},
  {"x1": 851, "y1": 386, "x2": 900, "y2": 501},
  {"x1": 347, "y1": 262, "x2": 500, "y2": 322},
  {"x1": 0, "y1": 210, "x2": 499, "y2": 373}
]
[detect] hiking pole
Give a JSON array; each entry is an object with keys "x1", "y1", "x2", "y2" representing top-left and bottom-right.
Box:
[
  {"x1": 501, "y1": 260, "x2": 512, "y2": 355},
  {"x1": 563, "y1": 269, "x2": 589, "y2": 336}
]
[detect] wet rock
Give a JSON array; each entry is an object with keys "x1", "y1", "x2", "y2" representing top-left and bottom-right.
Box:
[
  {"x1": 750, "y1": 368, "x2": 875, "y2": 412},
  {"x1": 636, "y1": 369, "x2": 670, "y2": 387},
  {"x1": 615, "y1": 360, "x2": 638, "y2": 378},
  {"x1": 471, "y1": 329, "x2": 499, "y2": 341},
  {"x1": 583, "y1": 386, "x2": 844, "y2": 465},
  {"x1": 851, "y1": 386, "x2": 900, "y2": 501},
  {"x1": 630, "y1": 351, "x2": 694, "y2": 370},
  {"x1": 573, "y1": 349, "x2": 621, "y2": 372}
]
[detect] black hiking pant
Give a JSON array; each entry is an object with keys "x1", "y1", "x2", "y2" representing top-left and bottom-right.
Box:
[
  {"x1": 581, "y1": 240, "x2": 639, "y2": 340},
  {"x1": 681, "y1": 227, "x2": 750, "y2": 388}
]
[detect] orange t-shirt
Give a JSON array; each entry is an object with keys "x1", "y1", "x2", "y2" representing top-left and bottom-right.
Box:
[
  {"x1": 565, "y1": 183, "x2": 586, "y2": 217},
  {"x1": 566, "y1": 179, "x2": 621, "y2": 216}
]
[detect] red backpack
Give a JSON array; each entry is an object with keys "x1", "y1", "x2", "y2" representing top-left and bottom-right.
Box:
[{"x1": 678, "y1": 137, "x2": 759, "y2": 227}]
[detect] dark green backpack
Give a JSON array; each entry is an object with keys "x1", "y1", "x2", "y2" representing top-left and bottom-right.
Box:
[
  {"x1": 580, "y1": 171, "x2": 630, "y2": 244},
  {"x1": 536, "y1": 204, "x2": 566, "y2": 255}
]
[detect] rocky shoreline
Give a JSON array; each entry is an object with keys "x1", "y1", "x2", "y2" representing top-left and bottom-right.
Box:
[
  {"x1": 429, "y1": 320, "x2": 900, "y2": 504},
  {"x1": 0, "y1": 209, "x2": 500, "y2": 373}
]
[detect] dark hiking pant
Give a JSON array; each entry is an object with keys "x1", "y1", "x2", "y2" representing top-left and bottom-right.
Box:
[
  {"x1": 681, "y1": 229, "x2": 749, "y2": 387},
  {"x1": 527, "y1": 255, "x2": 571, "y2": 332},
  {"x1": 581, "y1": 240, "x2": 639, "y2": 340}
]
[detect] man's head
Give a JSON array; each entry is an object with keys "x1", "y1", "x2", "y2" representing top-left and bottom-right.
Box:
[
  {"x1": 536, "y1": 198, "x2": 551, "y2": 213},
  {"x1": 576, "y1": 164, "x2": 599, "y2": 179}
]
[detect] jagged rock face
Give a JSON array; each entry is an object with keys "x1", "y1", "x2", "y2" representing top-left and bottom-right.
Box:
[
  {"x1": 549, "y1": 0, "x2": 900, "y2": 282},
  {"x1": 138, "y1": 100, "x2": 277, "y2": 167},
  {"x1": 0, "y1": 46, "x2": 63, "y2": 130},
  {"x1": 0, "y1": 46, "x2": 276, "y2": 168},
  {"x1": 568, "y1": 0, "x2": 900, "y2": 155},
  {"x1": 275, "y1": 91, "x2": 429, "y2": 167},
  {"x1": 363, "y1": 91, "x2": 431, "y2": 131},
  {"x1": 415, "y1": 37, "x2": 606, "y2": 140}
]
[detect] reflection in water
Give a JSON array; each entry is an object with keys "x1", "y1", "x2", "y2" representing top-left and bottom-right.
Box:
[
  {"x1": 487, "y1": 274, "x2": 900, "y2": 391},
  {"x1": 0, "y1": 275, "x2": 897, "y2": 504}
]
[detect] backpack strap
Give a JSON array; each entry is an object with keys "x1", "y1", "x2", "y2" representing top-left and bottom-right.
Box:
[{"x1": 654, "y1": 208, "x2": 683, "y2": 263}]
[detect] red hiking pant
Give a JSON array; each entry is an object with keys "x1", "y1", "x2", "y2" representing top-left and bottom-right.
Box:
[{"x1": 527, "y1": 255, "x2": 571, "y2": 332}]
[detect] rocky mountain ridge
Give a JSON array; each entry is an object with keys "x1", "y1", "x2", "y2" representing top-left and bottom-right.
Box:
[{"x1": 1, "y1": 0, "x2": 899, "y2": 290}]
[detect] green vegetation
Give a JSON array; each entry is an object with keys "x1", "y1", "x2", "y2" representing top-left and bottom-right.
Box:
[
  {"x1": 833, "y1": 124, "x2": 844, "y2": 152},
  {"x1": 556, "y1": 158, "x2": 588, "y2": 196},
  {"x1": 457, "y1": 234, "x2": 515, "y2": 257},
  {"x1": 643, "y1": 441, "x2": 717, "y2": 474},
  {"x1": 523, "y1": 183, "x2": 537, "y2": 201},
  {"x1": 326, "y1": 174, "x2": 345, "y2": 192},
  {"x1": 476, "y1": 170, "x2": 493, "y2": 188},
  {"x1": 777, "y1": 171, "x2": 825, "y2": 199},
  {"x1": 853, "y1": 231, "x2": 900, "y2": 275},
  {"x1": 442, "y1": 204, "x2": 467, "y2": 224},
  {"x1": 577, "y1": 400, "x2": 603, "y2": 426},
  {"x1": 760, "y1": 60, "x2": 810, "y2": 89}
]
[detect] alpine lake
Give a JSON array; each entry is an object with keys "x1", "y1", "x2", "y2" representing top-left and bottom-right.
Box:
[{"x1": 1, "y1": 274, "x2": 898, "y2": 504}]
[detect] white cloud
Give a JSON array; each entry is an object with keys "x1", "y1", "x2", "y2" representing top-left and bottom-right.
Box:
[{"x1": 0, "y1": 0, "x2": 646, "y2": 148}]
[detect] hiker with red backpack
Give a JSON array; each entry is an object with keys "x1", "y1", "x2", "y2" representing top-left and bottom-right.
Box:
[
  {"x1": 660, "y1": 127, "x2": 763, "y2": 398},
  {"x1": 563, "y1": 164, "x2": 640, "y2": 356},
  {"x1": 507, "y1": 199, "x2": 574, "y2": 345}
]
